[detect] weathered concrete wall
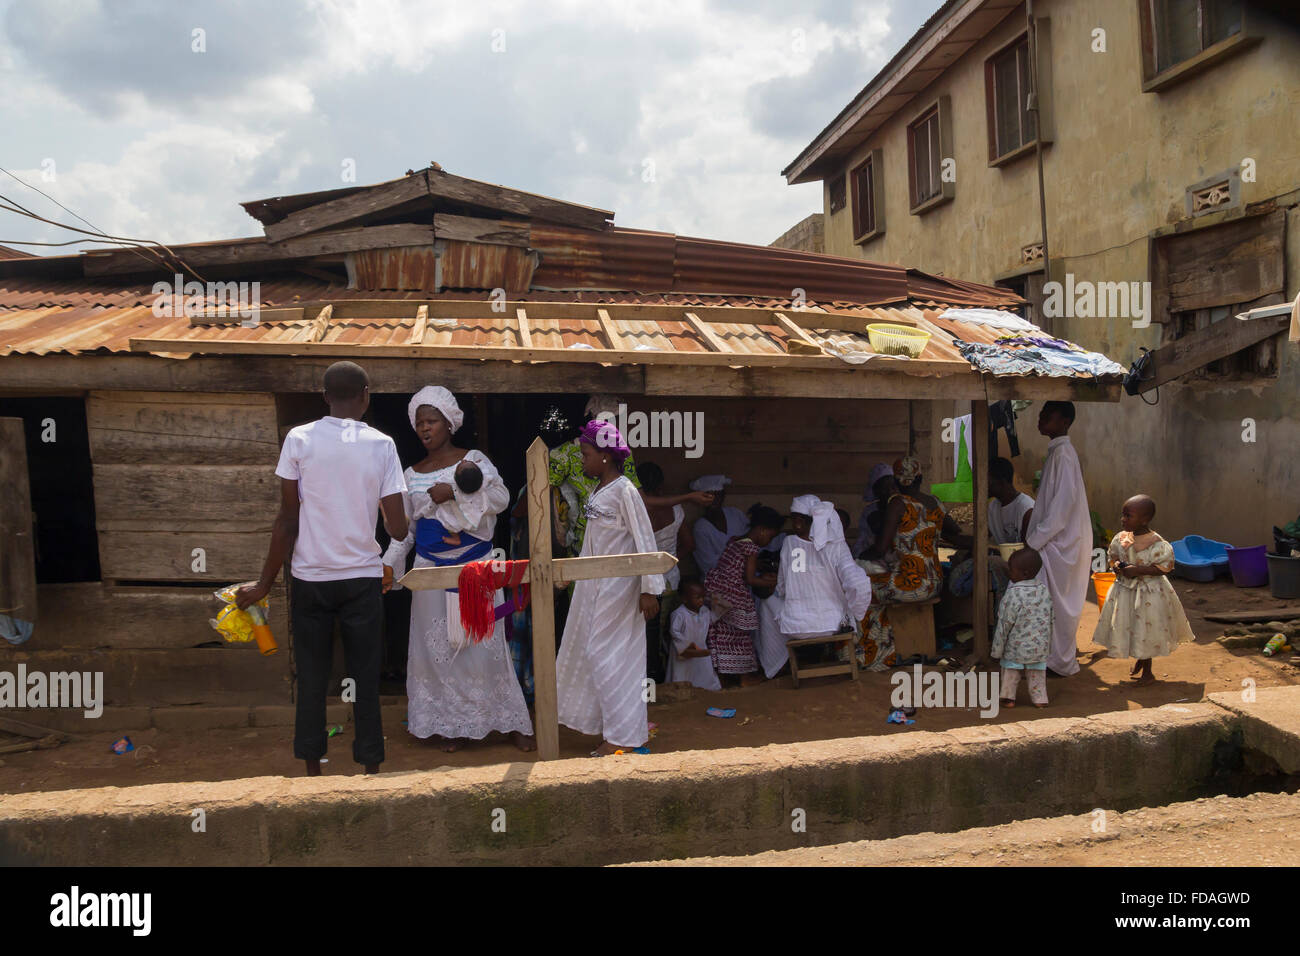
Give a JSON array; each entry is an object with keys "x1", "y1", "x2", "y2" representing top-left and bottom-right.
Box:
[
  {"x1": 0, "y1": 703, "x2": 1239, "y2": 866},
  {"x1": 770, "y1": 212, "x2": 825, "y2": 253},
  {"x1": 818, "y1": 0, "x2": 1300, "y2": 544}
]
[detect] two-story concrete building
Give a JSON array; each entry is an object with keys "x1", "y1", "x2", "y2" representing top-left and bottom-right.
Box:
[{"x1": 784, "y1": 0, "x2": 1300, "y2": 545}]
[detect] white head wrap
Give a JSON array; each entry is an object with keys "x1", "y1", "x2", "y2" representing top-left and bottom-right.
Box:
[
  {"x1": 790, "y1": 494, "x2": 842, "y2": 550},
  {"x1": 689, "y1": 474, "x2": 732, "y2": 493},
  {"x1": 408, "y1": 386, "x2": 463, "y2": 433}
]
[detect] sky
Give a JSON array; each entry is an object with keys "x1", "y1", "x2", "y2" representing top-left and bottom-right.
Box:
[{"x1": 0, "y1": 0, "x2": 944, "y2": 251}]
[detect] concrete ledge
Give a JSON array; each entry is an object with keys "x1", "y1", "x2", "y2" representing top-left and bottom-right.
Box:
[
  {"x1": 0, "y1": 702, "x2": 1238, "y2": 866},
  {"x1": 1208, "y1": 686, "x2": 1300, "y2": 773}
]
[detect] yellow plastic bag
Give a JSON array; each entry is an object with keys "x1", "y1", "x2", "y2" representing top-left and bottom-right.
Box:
[{"x1": 210, "y1": 582, "x2": 278, "y2": 656}]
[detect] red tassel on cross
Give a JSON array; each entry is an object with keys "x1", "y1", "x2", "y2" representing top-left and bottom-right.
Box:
[{"x1": 458, "y1": 560, "x2": 531, "y2": 643}]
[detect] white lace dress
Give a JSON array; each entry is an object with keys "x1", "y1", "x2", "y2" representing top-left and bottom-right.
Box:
[{"x1": 382, "y1": 450, "x2": 533, "y2": 740}]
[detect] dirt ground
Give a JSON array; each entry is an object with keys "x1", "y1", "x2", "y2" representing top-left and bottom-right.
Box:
[
  {"x1": 2, "y1": 576, "x2": 1297, "y2": 795},
  {"x1": 637, "y1": 791, "x2": 1300, "y2": 866}
]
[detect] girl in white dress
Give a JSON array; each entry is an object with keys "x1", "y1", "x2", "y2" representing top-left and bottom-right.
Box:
[
  {"x1": 382, "y1": 386, "x2": 535, "y2": 752},
  {"x1": 1091, "y1": 494, "x2": 1194, "y2": 685},
  {"x1": 556, "y1": 419, "x2": 664, "y2": 756}
]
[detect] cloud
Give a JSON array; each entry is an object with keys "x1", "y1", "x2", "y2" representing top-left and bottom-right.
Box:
[{"x1": 0, "y1": 0, "x2": 943, "y2": 251}]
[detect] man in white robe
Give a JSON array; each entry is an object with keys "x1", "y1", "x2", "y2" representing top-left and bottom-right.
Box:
[
  {"x1": 755, "y1": 495, "x2": 871, "y2": 678},
  {"x1": 1024, "y1": 402, "x2": 1093, "y2": 677}
]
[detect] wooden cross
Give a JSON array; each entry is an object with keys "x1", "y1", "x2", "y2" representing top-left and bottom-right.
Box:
[{"x1": 397, "y1": 437, "x2": 677, "y2": 760}]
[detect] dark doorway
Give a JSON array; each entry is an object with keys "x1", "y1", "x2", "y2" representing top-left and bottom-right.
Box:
[{"x1": 0, "y1": 397, "x2": 100, "y2": 583}]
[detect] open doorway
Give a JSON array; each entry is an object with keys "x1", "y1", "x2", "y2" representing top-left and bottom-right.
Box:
[{"x1": 0, "y1": 397, "x2": 100, "y2": 583}]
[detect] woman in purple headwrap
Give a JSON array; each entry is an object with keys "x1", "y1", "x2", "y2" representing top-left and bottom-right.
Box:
[{"x1": 556, "y1": 420, "x2": 666, "y2": 756}]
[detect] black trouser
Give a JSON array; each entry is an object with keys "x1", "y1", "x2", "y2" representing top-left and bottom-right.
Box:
[{"x1": 291, "y1": 575, "x2": 385, "y2": 766}]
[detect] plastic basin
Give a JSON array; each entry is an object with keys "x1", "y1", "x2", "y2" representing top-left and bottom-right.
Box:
[
  {"x1": 1226, "y1": 545, "x2": 1269, "y2": 588},
  {"x1": 1267, "y1": 553, "x2": 1300, "y2": 600},
  {"x1": 866, "y1": 323, "x2": 932, "y2": 358},
  {"x1": 1171, "y1": 535, "x2": 1230, "y2": 582},
  {"x1": 1092, "y1": 571, "x2": 1116, "y2": 605},
  {"x1": 994, "y1": 542, "x2": 1022, "y2": 562}
]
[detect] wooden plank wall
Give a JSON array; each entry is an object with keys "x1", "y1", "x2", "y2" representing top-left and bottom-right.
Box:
[
  {"x1": 88, "y1": 391, "x2": 280, "y2": 582},
  {"x1": 33, "y1": 390, "x2": 294, "y2": 705},
  {"x1": 617, "y1": 396, "x2": 916, "y2": 536}
]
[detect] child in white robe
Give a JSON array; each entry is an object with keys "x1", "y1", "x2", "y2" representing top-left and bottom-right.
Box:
[
  {"x1": 666, "y1": 579, "x2": 721, "y2": 691},
  {"x1": 1092, "y1": 494, "x2": 1193, "y2": 685}
]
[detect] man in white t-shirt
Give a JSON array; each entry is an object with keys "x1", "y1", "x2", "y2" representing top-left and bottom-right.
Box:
[
  {"x1": 237, "y1": 362, "x2": 408, "y2": 776},
  {"x1": 988, "y1": 456, "x2": 1035, "y2": 545}
]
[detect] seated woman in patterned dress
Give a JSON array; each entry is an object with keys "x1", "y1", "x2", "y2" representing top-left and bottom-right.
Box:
[
  {"x1": 703, "y1": 505, "x2": 784, "y2": 686},
  {"x1": 855, "y1": 457, "x2": 968, "y2": 670}
]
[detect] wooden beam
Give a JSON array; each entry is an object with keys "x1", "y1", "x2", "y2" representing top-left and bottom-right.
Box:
[
  {"x1": 409, "y1": 305, "x2": 429, "y2": 345},
  {"x1": 684, "y1": 311, "x2": 734, "y2": 354},
  {"x1": 526, "y1": 438, "x2": 559, "y2": 761},
  {"x1": 190, "y1": 306, "x2": 305, "y2": 327},
  {"x1": 127, "y1": 335, "x2": 859, "y2": 370},
  {"x1": 264, "y1": 173, "x2": 432, "y2": 242},
  {"x1": 0, "y1": 354, "x2": 643, "y2": 395},
  {"x1": 432, "y1": 213, "x2": 529, "y2": 247},
  {"x1": 398, "y1": 551, "x2": 678, "y2": 591},
  {"x1": 772, "y1": 311, "x2": 825, "y2": 355},
  {"x1": 306, "y1": 303, "x2": 333, "y2": 343},
  {"x1": 515, "y1": 307, "x2": 533, "y2": 348},
  {"x1": 425, "y1": 167, "x2": 612, "y2": 231},
  {"x1": 1143, "y1": 313, "x2": 1288, "y2": 391},
  {"x1": 971, "y1": 400, "x2": 990, "y2": 663},
  {"x1": 596, "y1": 308, "x2": 625, "y2": 351},
  {"x1": 183, "y1": 297, "x2": 884, "y2": 329},
  {"x1": 0, "y1": 418, "x2": 36, "y2": 640},
  {"x1": 83, "y1": 224, "x2": 436, "y2": 277}
]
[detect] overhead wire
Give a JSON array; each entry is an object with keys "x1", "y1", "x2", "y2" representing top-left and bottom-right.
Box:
[{"x1": 0, "y1": 167, "x2": 206, "y2": 282}]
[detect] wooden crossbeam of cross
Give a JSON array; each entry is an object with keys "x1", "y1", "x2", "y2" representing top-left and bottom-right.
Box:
[{"x1": 395, "y1": 437, "x2": 675, "y2": 760}]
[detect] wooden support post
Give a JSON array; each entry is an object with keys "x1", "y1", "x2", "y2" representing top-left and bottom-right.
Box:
[
  {"x1": 772, "y1": 312, "x2": 825, "y2": 355},
  {"x1": 684, "y1": 311, "x2": 733, "y2": 354},
  {"x1": 408, "y1": 304, "x2": 428, "y2": 345},
  {"x1": 525, "y1": 437, "x2": 560, "y2": 760},
  {"x1": 971, "y1": 400, "x2": 991, "y2": 663},
  {"x1": 307, "y1": 303, "x2": 333, "y2": 343},
  {"x1": 515, "y1": 307, "x2": 533, "y2": 348},
  {"x1": 596, "y1": 308, "x2": 624, "y2": 351}
]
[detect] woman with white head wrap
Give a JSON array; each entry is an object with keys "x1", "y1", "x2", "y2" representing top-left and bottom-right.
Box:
[
  {"x1": 382, "y1": 386, "x2": 534, "y2": 752},
  {"x1": 752, "y1": 494, "x2": 872, "y2": 679}
]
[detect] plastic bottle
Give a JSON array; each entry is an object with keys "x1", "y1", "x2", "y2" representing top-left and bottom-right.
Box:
[{"x1": 1262, "y1": 634, "x2": 1287, "y2": 656}]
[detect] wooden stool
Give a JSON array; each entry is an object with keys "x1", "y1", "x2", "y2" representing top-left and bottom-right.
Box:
[
  {"x1": 786, "y1": 631, "x2": 858, "y2": 688},
  {"x1": 884, "y1": 596, "x2": 941, "y2": 660}
]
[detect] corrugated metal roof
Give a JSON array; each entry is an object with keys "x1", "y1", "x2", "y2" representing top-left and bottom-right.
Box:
[
  {"x1": 0, "y1": 245, "x2": 34, "y2": 261},
  {"x1": 529, "y1": 224, "x2": 1011, "y2": 307}
]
